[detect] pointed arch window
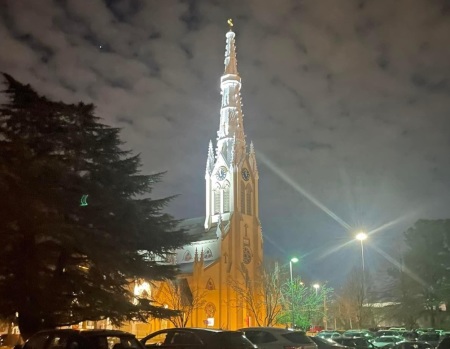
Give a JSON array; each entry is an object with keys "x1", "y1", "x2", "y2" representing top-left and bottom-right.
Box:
[
  {"x1": 183, "y1": 250, "x2": 193, "y2": 262},
  {"x1": 241, "y1": 184, "x2": 245, "y2": 213},
  {"x1": 204, "y1": 248, "x2": 213, "y2": 259},
  {"x1": 246, "y1": 187, "x2": 252, "y2": 215},
  {"x1": 223, "y1": 186, "x2": 230, "y2": 213},
  {"x1": 214, "y1": 190, "x2": 220, "y2": 214},
  {"x1": 206, "y1": 278, "x2": 215, "y2": 290}
]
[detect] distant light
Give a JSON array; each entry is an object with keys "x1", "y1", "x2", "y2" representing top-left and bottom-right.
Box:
[
  {"x1": 99, "y1": 45, "x2": 102, "y2": 49},
  {"x1": 290, "y1": 257, "x2": 299, "y2": 263},
  {"x1": 356, "y1": 232, "x2": 368, "y2": 241},
  {"x1": 80, "y1": 194, "x2": 89, "y2": 206}
]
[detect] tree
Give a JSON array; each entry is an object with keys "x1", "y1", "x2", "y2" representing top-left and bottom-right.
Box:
[
  {"x1": 278, "y1": 279, "x2": 333, "y2": 331},
  {"x1": 334, "y1": 267, "x2": 373, "y2": 329},
  {"x1": 383, "y1": 220, "x2": 450, "y2": 328},
  {"x1": 155, "y1": 279, "x2": 207, "y2": 327},
  {"x1": 228, "y1": 260, "x2": 284, "y2": 326},
  {"x1": 0, "y1": 74, "x2": 195, "y2": 339}
]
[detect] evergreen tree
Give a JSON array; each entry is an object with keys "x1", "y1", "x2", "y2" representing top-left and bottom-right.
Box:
[
  {"x1": 0, "y1": 74, "x2": 194, "y2": 339},
  {"x1": 402, "y1": 220, "x2": 450, "y2": 327}
]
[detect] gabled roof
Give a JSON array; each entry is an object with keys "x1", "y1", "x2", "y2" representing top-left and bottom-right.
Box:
[{"x1": 179, "y1": 217, "x2": 219, "y2": 241}]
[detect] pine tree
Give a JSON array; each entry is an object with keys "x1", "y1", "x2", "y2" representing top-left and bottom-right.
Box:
[{"x1": 0, "y1": 74, "x2": 194, "y2": 339}]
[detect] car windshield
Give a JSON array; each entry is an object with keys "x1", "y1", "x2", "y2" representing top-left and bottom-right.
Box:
[{"x1": 282, "y1": 332, "x2": 312, "y2": 344}]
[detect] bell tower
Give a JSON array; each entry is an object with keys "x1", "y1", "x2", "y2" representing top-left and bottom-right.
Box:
[{"x1": 204, "y1": 20, "x2": 259, "y2": 232}]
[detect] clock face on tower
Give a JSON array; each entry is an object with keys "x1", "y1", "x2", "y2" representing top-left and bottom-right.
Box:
[
  {"x1": 242, "y1": 168, "x2": 250, "y2": 181},
  {"x1": 243, "y1": 246, "x2": 252, "y2": 264},
  {"x1": 216, "y1": 166, "x2": 227, "y2": 181}
]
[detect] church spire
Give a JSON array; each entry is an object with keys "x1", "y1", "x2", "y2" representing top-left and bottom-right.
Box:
[
  {"x1": 205, "y1": 140, "x2": 214, "y2": 176},
  {"x1": 224, "y1": 19, "x2": 238, "y2": 75},
  {"x1": 217, "y1": 19, "x2": 246, "y2": 164}
]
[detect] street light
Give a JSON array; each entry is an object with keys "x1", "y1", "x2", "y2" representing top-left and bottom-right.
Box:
[
  {"x1": 289, "y1": 257, "x2": 299, "y2": 328},
  {"x1": 290, "y1": 257, "x2": 299, "y2": 283},
  {"x1": 355, "y1": 232, "x2": 368, "y2": 273},
  {"x1": 313, "y1": 283, "x2": 320, "y2": 295},
  {"x1": 356, "y1": 231, "x2": 368, "y2": 320}
]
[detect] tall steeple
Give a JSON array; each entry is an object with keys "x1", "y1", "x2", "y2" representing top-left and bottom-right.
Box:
[
  {"x1": 205, "y1": 20, "x2": 259, "y2": 230},
  {"x1": 217, "y1": 19, "x2": 246, "y2": 165}
]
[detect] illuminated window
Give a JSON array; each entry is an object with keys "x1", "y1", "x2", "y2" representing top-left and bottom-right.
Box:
[
  {"x1": 204, "y1": 248, "x2": 213, "y2": 259},
  {"x1": 241, "y1": 185, "x2": 245, "y2": 213},
  {"x1": 246, "y1": 189, "x2": 252, "y2": 215},
  {"x1": 214, "y1": 190, "x2": 220, "y2": 214},
  {"x1": 206, "y1": 278, "x2": 215, "y2": 290},
  {"x1": 183, "y1": 250, "x2": 193, "y2": 262},
  {"x1": 223, "y1": 186, "x2": 230, "y2": 213}
]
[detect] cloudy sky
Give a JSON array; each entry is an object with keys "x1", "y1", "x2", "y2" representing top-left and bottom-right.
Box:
[{"x1": 1, "y1": 0, "x2": 450, "y2": 285}]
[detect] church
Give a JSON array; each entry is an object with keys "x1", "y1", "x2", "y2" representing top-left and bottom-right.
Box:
[{"x1": 128, "y1": 23, "x2": 264, "y2": 335}]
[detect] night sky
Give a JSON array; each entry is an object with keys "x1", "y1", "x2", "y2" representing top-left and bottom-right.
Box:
[{"x1": 1, "y1": 0, "x2": 450, "y2": 285}]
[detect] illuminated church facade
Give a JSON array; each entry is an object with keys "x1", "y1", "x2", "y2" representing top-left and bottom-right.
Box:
[{"x1": 125, "y1": 24, "x2": 264, "y2": 335}]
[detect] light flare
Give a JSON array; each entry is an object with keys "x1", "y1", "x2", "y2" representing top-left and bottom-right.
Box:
[{"x1": 258, "y1": 152, "x2": 352, "y2": 230}]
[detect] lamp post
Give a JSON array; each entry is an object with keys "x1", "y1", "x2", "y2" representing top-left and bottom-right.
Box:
[
  {"x1": 355, "y1": 232, "x2": 368, "y2": 327},
  {"x1": 355, "y1": 232, "x2": 368, "y2": 273},
  {"x1": 290, "y1": 257, "x2": 299, "y2": 328},
  {"x1": 313, "y1": 283, "x2": 320, "y2": 296}
]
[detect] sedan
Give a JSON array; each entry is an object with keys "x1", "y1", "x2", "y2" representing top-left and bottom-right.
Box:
[
  {"x1": 239, "y1": 327, "x2": 317, "y2": 349},
  {"x1": 371, "y1": 336, "x2": 403, "y2": 348},
  {"x1": 392, "y1": 341, "x2": 435, "y2": 349},
  {"x1": 141, "y1": 328, "x2": 256, "y2": 349},
  {"x1": 310, "y1": 336, "x2": 353, "y2": 349},
  {"x1": 318, "y1": 333, "x2": 342, "y2": 340},
  {"x1": 334, "y1": 337, "x2": 376, "y2": 349}
]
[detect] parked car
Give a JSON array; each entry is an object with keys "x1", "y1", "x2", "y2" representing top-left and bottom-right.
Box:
[
  {"x1": 141, "y1": 328, "x2": 256, "y2": 349},
  {"x1": 238, "y1": 327, "x2": 316, "y2": 349},
  {"x1": 375, "y1": 331, "x2": 401, "y2": 338},
  {"x1": 309, "y1": 336, "x2": 352, "y2": 349},
  {"x1": 391, "y1": 341, "x2": 435, "y2": 349},
  {"x1": 418, "y1": 333, "x2": 440, "y2": 347},
  {"x1": 401, "y1": 332, "x2": 419, "y2": 341},
  {"x1": 334, "y1": 337, "x2": 376, "y2": 349},
  {"x1": 343, "y1": 332, "x2": 374, "y2": 340},
  {"x1": 437, "y1": 336, "x2": 450, "y2": 349},
  {"x1": 317, "y1": 332, "x2": 342, "y2": 340},
  {"x1": 17, "y1": 329, "x2": 143, "y2": 349},
  {"x1": 371, "y1": 336, "x2": 403, "y2": 348}
]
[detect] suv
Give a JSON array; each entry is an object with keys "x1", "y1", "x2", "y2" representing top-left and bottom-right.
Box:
[
  {"x1": 140, "y1": 328, "x2": 256, "y2": 349},
  {"x1": 238, "y1": 327, "x2": 317, "y2": 349},
  {"x1": 18, "y1": 329, "x2": 143, "y2": 349}
]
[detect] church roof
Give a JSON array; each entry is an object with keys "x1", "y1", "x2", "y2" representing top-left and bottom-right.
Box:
[
  {"x1": 178, "y1": 259, "x2": 217, "y2": 275},
  {"x1": 179, "y1": 216, "x2": 218, "y2": 241}
]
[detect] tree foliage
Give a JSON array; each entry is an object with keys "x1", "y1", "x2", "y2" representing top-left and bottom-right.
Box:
[
  {"x1": 383, "y1": 219, "x2": 450, "y2": 328},
  {"x1": 278, "y1": 279, "x2": 333, "y2": 331},
  {"x1": 0, "y1": 74, "x2": 194, "y2": 338}
]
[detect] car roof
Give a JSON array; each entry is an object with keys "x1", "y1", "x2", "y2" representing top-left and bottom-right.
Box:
[
  {"x1": 32, "y1": 329, "x2": 135, "y2": 337},
  {"x1": 164, "y1": 328, "x2": 236, "y2": 333},
  {"x1": 240, "y1": 327, "x2": 304, "y2": 333}
]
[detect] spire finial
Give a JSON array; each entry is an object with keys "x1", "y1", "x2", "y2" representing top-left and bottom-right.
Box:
[{"x1": 227, "y1": 18, "x2": 234, "y2": 31}]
